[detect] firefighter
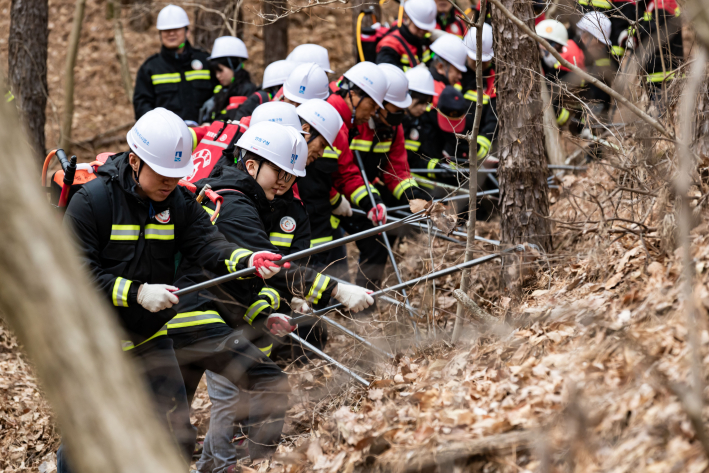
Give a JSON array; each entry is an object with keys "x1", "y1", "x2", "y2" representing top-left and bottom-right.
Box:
[
  {"x1": 133, "y1": 5, "x2": 215, "y2": 122},
  {"x1": 57, "y1": 108, "x2": 285, "y2": 472},
  {"x1": 229, "y1": 60, "x2": 291, "y2": 121},
  {"x1": 286, "y1": 43, "x2": 334, "y2": 73},
  {"x1": 376, "y1": 0, "x2": 437, "y2": 70},
  {"x1": 420, "y1": 85, "x2": 471, "y2": 163},
  {"x1": 281, "y1": 62, "x2": 330, "y2": 106},
  {"x1": 198, "y1": 36, "x2": 258, "y2": 123},
  {"x1": 428, "y1": 33, "x2": 468, "y2": 94},
  {"x1": 434, "y1": 0, "x2": 467, "y2": 38},
  {"x1": 536, "y1": 19, "x2": 587, "y2": 134},
  {"x1": 461, "y1": 23, "x2": 497, "y2": 159},
  {"x1": 402, "y1": 65, "x2": 439, "y2": 187},
  {"x1": 178, "y1": 122, "x2": 374, "y2": 471},
  {"x1": 575, "y1": 0, "x2": 636, "y2": 58}
]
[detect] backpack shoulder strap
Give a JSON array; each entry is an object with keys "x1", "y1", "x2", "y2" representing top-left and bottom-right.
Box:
[
  {"x1": 83, "y1": 176, "x2": 113, "y2": 251},
  {"x1": 392, "y1": 33, "x2": 419, "y2": 67}
]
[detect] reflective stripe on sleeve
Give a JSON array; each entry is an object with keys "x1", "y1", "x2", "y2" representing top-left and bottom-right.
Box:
[
  {"x1": 351, "y1": 185, "x2": 369, "y2": 206},
  {"x1": 556, "y1": 108, "x2": 570, "y2": 126},
  {"x1": 226, "y1": 249, "x2": 253, "y2": 273},
  {"x1": 595, "y1": 58, "x2": 611, "y2": 67},
  {"x1": 269, "y1": 232, "x2": 294, "y2": 247},
  {"x1": 405, "y1": 140, "x2": 421, "y2": 151},
  {"x1": 259, "y1": 344, "x2": 273, "y2": 356},
  {"x1": 476, "y1": 135, "x2": 492, "y2": 158},
  {"x1": 185, "y1": 70, "x2": 211, "y2": 81},
  {"x1": 244, "y1": 300, "x2": 270, "y2": 325},
  {"x1": 112, "y1": 277, "x2": 132, "y2": 307},
  {"x1": 306, "y1": 273, "x2": 331, "y2": 305},
  {"x1": 322, "y1": 147, "x2": 341, "y2": 159},
  {"x1": 310, "y1": 236, "x2": 333, "y2": 248},
  {"x1": 167, "y1": 310, "x2": 224, "y2": 329},
  {"x1": 213, "y1": 84, "x2": 223, "y2": 94},
  {"x1": 259, "y1": 287, "x2": 281, "y2": 310},
  {"x1": 392, "y1": 178, "x2": 419, "y2": 200},
  {"x1": 145, "y1": 224, "x2": 175, "y2": 240},
  {"x1": 411, "y1": 173, "x2": 435, "y2": 189},
  {"x1": 329, "y1": 192, "x2": 341, "y2": 206},
  {"x1": 151, "y1": 73, "x2": 181, "y2": 85},
  {"x1": 373, "y1": 141, "x2": 392, "y2": 153},
  {"x1": 350, "y1": 139, "x2": 372, "y2": 152},
  {"x1": 189, "y1": 128, "x2": 198, "y2": 152},
  {"x1": 426, "y1": 158, "x2": 440, "y2": 179},
  {"x1": 578, "y1": 0, "x2": 611, "y2": 7},
  {"x1": 611, "y1": 46, "x2": 625, "y2": 57},
  {"x1": 463, "y1": 90, "x2": 490, "y2": 104},
  {"x1": 110, "y1": 224, "x2": 140, "y2": 241},
  {"x1": 647, "y1": 71, "x2": 677, "y2": 83}
]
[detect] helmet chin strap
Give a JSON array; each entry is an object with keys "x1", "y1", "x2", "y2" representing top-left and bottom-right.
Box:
[
  {"x1": 133, "y1": 160, "x2": 145, "y2": 188},
  {"x1": 348, "y1": 89, "x2": 360, "y2": 125}
]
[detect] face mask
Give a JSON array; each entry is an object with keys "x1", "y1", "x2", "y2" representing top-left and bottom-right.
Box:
[{"x1": 384, "y1": 109, "x2": 405, "y2": 126}]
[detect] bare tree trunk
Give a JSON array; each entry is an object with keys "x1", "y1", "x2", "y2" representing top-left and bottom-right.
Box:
[
  {"x1": 540, "y1": 79, "x2": 565, "y2": 166},
  {"x1": 59, "y1": 0, "x2": 86, "y2": 154},
  {"x1": 8, "y1": 0, "x2": 48, "y2": 162},
  {"x1": 0, "y1": 79, "x2": 185, "y2": 473},
  {"x1": 491, "y1": 0, "x2": 552, "y2": 297},
  {"x1": 263, "y1": 0, "x2": 289, "y2": 64},
  {"x1": 107, "y1": 1, "x2": 133, "y2": 103},
  {"x1": 193, "y1": 0, "x2": 229, "y2": 50}
]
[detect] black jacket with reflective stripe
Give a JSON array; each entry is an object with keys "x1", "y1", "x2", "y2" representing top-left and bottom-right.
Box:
[
  {"x1": 63, "y1": 152, "x2": 249, "y2": 343},
  {"x1": 133, "y1": 42, "x2": 216, "y2": 121},
  {"x1": 173, "y1": 165, "x2": 337, "y2": 324}
]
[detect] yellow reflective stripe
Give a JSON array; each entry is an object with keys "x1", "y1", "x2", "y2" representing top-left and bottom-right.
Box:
[
  {"x1": 401, "y1": 54, "x2": 410, "y2": 65},
  {"x1": 578, "y1": 0, "x2": 612, "y2": 7},
  {"x1": 145, "y1": 224, "x2": 174, "y2": 240},
  {"x1": 310, "y1": 236, "x2": 333, "y2": 247},
  {"x1": 350, "y1": 139, "x2": 372, "y2": 152},
  {"x1": 269, "y1": 232, "x2": 294, "y2": 247},
  {"x1": 463, "y1": 90, "x2": 490, "y2": 104},
  {"x1": 331, "y1": 215, "x2": 340, "y2": 229},
  {"x1": 643, "y1": 10, "x2": 652, "y2": 20},
  {"x1": 405, "y1": 140, "x2": 421, "y2": 151},
  {"x1": 213, "y1": 84, "x2": 223, "y2": 94},
  {"x1": 112, "y1": 277, "x2": 132, "y2": 307},
  {"x1": 244, "y1": 300, "x2": 270, "y2": 325},
  {"x1": 259, "y1": 287, "x2": 281, "y2": 310},
  {"x1": 351, "y1": 185, "x2": 369, "y2": 206},
  {"x1": 556, "y1": 108, "x2": 570, "y2": 126},
  {"x1": 422, "y1": 49, "x2": 431, "y2": 62},
  {"x1": 392, "y1": 178, "x2": 419, "y2": 200},
  {"x1": 476, "y1": 135, "x2": 492, "y2": 158},
  {"x1": 226, "y1": 249, "x2": 253, "y2": 273},
  {"x1": 453, "y1": 83, "x2": 462, "y2": 91},
  {"x1": 185, "y1": 70, "x2": 211, "y2": 81},
  {"x1": 329, "y1": 192, "x2": 341, "y2": 206},
  {"x1": 426, "y1": 158, "x2": 440, "y2": 179},
  {"x1": 675, "y1": 6, "x2": 681, "y2": 16},
  {"x1": 110, "y1": 224, "x2": 140, "y2": 241},
  {"x1": 373, "y1": 141, "x2": 392, "y2": 153},
  {"x1": 202, "y1": 205, "x2": 218, "y2": 224},
  {"x1": 595, "y1": 58, "x2": 611, "y2": 67},
  {"x1": 322, "y1": 147, "x2": 341, "y2": 159},
  {"x1": 611, "y1": 46, "x2": 625, "y2": 57},
  {"x1": 412, "y1": 173, "x2": 435, "y2": 189},
  {"x1": 121, "y1": 326, "x2": 167, "y2": 351},
  {"x1": 647, "y1": 71, "x2": 677, "y2": 82},
  {"x1": 167, "y1": 310, "x2": 224, "y2": 329},
  {"x1": 306, "y1": 273, "x2": 331, "y2": 304},
  {"x1": 151, "y1": 73, "x2": 181, "y2": 85},
  {"x1": 189, "y1": 128, "x2": 198, "y2": 152},
  {"x1": 259, "y1": 344, "x2": 273, "y2": 356}
]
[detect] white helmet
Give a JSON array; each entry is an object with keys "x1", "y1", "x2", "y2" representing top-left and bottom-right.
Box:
[
  {"x1": 576, "y1": 12, "x2": 611, "y2": 46},
  {"x1": 262, "y1": 60, "x2": 291, "y2": 89},
  {"x1": 378, "y1": 64, "x2": 413, "y2": 109},
  {"x1": 342, "y1": 61, "x2": 389, "y2": 108},
  {"x1": 405, "y1": 65, "x2": 437, "y2": 96},
  {"x1": 286, "y1": 44, "x2": 333, "y2": 73},
  {"x1": 403, "y1": 0, "x2": 437, "y2": 31},
  {"x1": 126, "y1": 108, "x2": 193, "y2": 178},
  {"x1": 251, "y1": 102, "x2": 308, "y2": 134},
  {"x1": 535, "y1": 19, "x2": 568, "y2": 46},
  {"x1": 296, "y1": 99, "x2": 343, "y2": 148},
  {"x1": 156, "y1": 5, "x2": 189, "y2": 30},
  {"x1": 209, "y1": 36, "x2": 248, "y2": 60},
  {"x1": 464, "y1": 23, "x2": 494, "y2": 62},
  {"x1": 430, "y1": 34, "x2": 468, "y2": 72},
  {"x1": 236, "y1": 122, "x2": 306, "y2": 177},
  {"x1": 283, "y1": 63, "x2": 329, "y2": 104}
]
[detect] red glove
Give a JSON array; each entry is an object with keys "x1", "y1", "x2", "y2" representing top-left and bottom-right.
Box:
[
  {"x1": 367, "y1": 203, "x2": 387, "y2": 226},
  {"x1": 266, "y1": 313, "x2": 297, "y2": 337},
  {"x1": 248, "y1": 252, "x2": 291, "y2": 279}
]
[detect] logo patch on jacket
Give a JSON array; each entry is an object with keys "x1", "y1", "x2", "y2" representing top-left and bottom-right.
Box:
[
  {"x1": 280, "y1": 216, "x2": 296, "y2": 233},
  {"x1": 155, "y1": 210, "x2": 171, "y2": 224},
  {"x1": 410, "y1": 128, "x2": 420, "y2": 141},
  {"x1": 191, "y1": 60, "x2": 203, "y2": 70}
]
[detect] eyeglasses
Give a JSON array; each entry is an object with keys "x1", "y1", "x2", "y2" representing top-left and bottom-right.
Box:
[{"x1": 264, "y1": 161, "x2": 295, "y2": 183}]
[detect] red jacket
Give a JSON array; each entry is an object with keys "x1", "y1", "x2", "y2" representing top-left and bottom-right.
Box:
[
  {"x1": 376, "y1": 29, "x2": 427, "y2": 69},
  {"x1": 558, "y1": 39, "x2": 586, "y2": 72}
]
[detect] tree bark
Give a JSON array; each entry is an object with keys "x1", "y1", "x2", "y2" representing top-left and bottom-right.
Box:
[
  {"x1": 491, "y1": 0, "x2": 552, "y2": 296},
  {"x1": 0, "y1": 80, "x2": 185, "y2": 472},
  {"x1": 128, "y1": 0, "x2": 152, "y2": 33},
  {"x1": 8, "y1": 0, "x2": 48, "y2": 162},
  {"x1": 107, "y1": 1, "x2": 133, "y2": 103},
  {"x1": 59, "y1": 0, "x2": 87, "y2": 154},
  {"x1": 193, "y1": 0, "x2": 229, "y2": 50},
  {"x1": 263, "y1": 0, "x2": 289, "y2": 64}
]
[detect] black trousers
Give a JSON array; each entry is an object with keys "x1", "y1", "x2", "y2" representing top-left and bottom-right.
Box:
[
  {"x1": 169, "y1": 324, "x2": 289, "y2": 460},
  {"x1": 57, "y1": 336, "x2": 195, "y2": 472}
]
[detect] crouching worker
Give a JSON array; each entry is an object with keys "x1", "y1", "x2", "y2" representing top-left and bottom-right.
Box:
[
  {"x1": 58, "y1": 108, "x2": 285, "y2": 472},
  {"x1": 177, "y1": 122, "x2": 374, "y2": 472}
]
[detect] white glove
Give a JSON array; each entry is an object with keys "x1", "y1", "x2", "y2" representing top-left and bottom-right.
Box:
[
  {"x1": 333, "y1": 283, "x2": 374, "y2": 313},
  {"x1": 542, "y1": 50, "x2": 559, "y2": 69},
  {"x1": 332, "y1": 197, "x2": 353, "y2": 217},
  {"x1": 137, "y1": 283, "x2": 179, "y2": 313},
  {"x1": 367, "y1": 203, "x2": 387, "y2": 226},
  {"x1": 248, "y1": 251, "x2": 289, "y2": 279},
  {"x1": 266, "y1": 313, "x2": 296, "y2": 337},
  {"x1": 580, "y1": 127, "x2": 593, "y2": 140},
  {"x1": 290, "y1": 296, "x2": 312, "y2": 314}
]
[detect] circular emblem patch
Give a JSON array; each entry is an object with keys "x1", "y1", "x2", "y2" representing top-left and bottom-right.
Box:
[
  {"x1": 410, "y1": 128, "x2": 420, "y2": 141},
  {"x1": 155, "y1": 210, "x2": 171, "y2": 224},
  {"x1": 450, "y1": 24, "x2": 460, "y2": 34},
  {"x1": 191, "y1": 59, "x2": 203, "y2": 70},
  {"x1": 280, "y1": 216, "x2": 296, "y2": 233}
]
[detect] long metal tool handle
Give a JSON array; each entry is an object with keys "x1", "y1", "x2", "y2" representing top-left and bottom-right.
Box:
[
  {"x1": 288, "y1": 333, "x2": 370, "y2": 386},
  {"x1": 353, "y1": 150, "x2": 419, "y2": 337},
  {"x1": 291, "y1": 252, "x2": 504, "y2": 325},
  {"x1": 308, "y1": 314, "x2": 394, "y2": 358},
  {"x1": 386, "y1": 191, "x2": 499, "y2": 213},
  {"x1": 173, "y1": 209, "x2": 428, "y2": 296}
]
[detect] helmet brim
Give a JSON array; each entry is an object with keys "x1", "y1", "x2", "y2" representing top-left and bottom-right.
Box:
[
  {"x1": 141, "y1": 157, "x2": 194, "y2": 179},
  {"x1": 386, "y1": 93, "x2": 413, "y2": 109}
]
